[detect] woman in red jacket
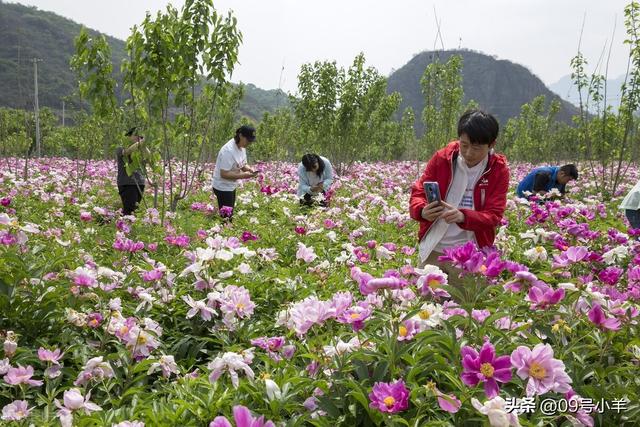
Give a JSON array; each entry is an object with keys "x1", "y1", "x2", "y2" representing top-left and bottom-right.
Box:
[{"x1": 409, "y1": 109, "x2": 509, "y2": 283}]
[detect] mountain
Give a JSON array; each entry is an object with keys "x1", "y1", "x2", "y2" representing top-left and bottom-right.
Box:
[
  {"x1": 0, "y1": 1, "x2": 288, "y2": 120},
  {"x1": 549, "y1": 73, "x2": 625, "y2": 110},
  {"x1": 387, "y1": 49, "x2": 581, "y2": 134}
]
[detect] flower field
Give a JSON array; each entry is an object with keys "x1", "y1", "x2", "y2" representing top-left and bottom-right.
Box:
[{"x1": 1, "y1": 158, "x2": 639, "y2": 426}]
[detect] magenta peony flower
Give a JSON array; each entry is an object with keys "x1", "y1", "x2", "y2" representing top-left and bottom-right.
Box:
[
  {"x1": 597, "y1": 267, "x2": 623, "y2": 286},
  {"x1": 460, "y1": 341, "x2": 512, "y2": 398},
  {"x1": 527, "y1": 283, "x2": 565, "y2": 310},
  {"x1": 240, "y1": 231, "x2": 258, "y2": 242},
  {"x1": 587, "y1": 304, "x2": 621, "y2": 330},
  {"x1": 369, "y1": 379, "x2": 410, "y2": 413},
  {"x1": 209, "y1": 405, "x2": 274, "y2": 427},
  {"x1": 219, "y1": 206, "x2": 233, "y2": 218},
  {"x1": 510, "y1": 343, "x2": 572, "y2": 397}
]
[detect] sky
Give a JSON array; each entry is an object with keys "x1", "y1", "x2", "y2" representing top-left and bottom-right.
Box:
[{"x1": 14, "y1": 0, "x2": 633, "y2": 94}]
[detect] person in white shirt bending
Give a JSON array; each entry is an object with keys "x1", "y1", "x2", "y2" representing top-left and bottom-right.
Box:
[
  {"x1": 212, "y1": 125, "x2": 258, "y2": 219},
  {"x1": 620, "y1": 179, "x2": 640, "y2": 231},
  {"x1": 297, "y1": 153, "x2": 333, "y2": 207}
]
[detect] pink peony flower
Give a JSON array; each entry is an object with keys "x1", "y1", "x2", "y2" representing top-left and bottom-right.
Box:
[
  {"x1": 565, "y1": 389, "x2": 594, "y2": 427},
  {"x1": 74, "y1": 356, "x2": 115, "y2": 386},
  {"x1": 87, "y1": 312, "x2": 103, "y2": 328},
  {"x1": 287, "y1": 296, "x2": 334, "y2": 336},
  {"x1": 471, "y1": 309, "x2": 491, "y2": 323},
  {"x1": 417, "y1": 270, "x2": 450, "y2": 299},
  {"x1": 337, "y1": 305, "x2": 372, "y2": 331},
  {"x1": 510, "y1": 343, "x2": 572, "y2": 397},
  {"x1": 1, "y1": 400, "x2": 31, "y2": 421},
  {"x1": 72, "y1": 266, "x2": 97, "y2": 288},
  {"x1": 148, "y1": 355, "x2": 179, "y2": 378},
  {"x1": 142, "y1": 268, "x2": 164, "y2": 282},
  {"x1": 552, "y1": 246, "x2": 589, "y2": 268},
  {"x1": 296, "y1": 242, "x2": 317, "y2": 263},
  {"x1": 3, "y1": 365, "x2": 43, "y2": 387},
  {"x1": 183, "y1": 295, "x2": 216, "y2": 321},
  {"x1": 368, "y1": 379, "x2": 410, "y2": 413},
  {"x1": 38, "y1": 347, "x2": 63, "y2": 364},
  {"x1": 460, "y1": 341, "x2": 512, "y2": 398},
  {"x1": 350, "y1": 266, "x2": 406, "y2": 295},
  {"x1": 208, "y1": 351, "x2": 254, "y2": 389},
  {"x1": 55, "y1": 388, "x2": 102, "y2": 427}
]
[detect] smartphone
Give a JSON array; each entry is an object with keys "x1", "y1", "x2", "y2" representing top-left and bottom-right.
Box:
[{"x1": 423, "y1": 181, "x2": 441, "y2": 204}]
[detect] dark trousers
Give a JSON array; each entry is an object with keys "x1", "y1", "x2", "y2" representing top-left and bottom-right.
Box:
[
  {"x1": 626, "y1": 209, "x2": 640, "y2": 229},
  {"x1": 118, "y1": 185, "x2": 145, "y2": 215},
  {"x1": 300, "y1": 191, "x2": 327, "y2": 207},
  {"x1": 213, "y1": 188, "x2": 236, "y2": 218}
]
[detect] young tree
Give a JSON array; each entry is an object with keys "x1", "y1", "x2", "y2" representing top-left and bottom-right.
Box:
[
  {"x1": 122, "y1": 0, "x2": 242, "y2": 215},
  {"x1": 570, "y1": 1, "x2": 640, "y2": 198},
  {"x1": 293, "y1": 53, "x2": 402, "y2": 172},
  {"x1": 420, "y1": 55, "x2": 466, "y2": 156},
  {"x1": 501, "y1": 96, "x2": 562, "y2": 163}
]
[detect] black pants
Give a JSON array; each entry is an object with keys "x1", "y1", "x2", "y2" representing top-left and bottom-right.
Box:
[
  {"x1": 300, "y1": 191, "x2": 327, "y2": 207},
  {"x1": 118, "y1": 185, "x2": 145, "y2": 215},
  {"x1": 213, "y1": 188, "x2": 236, "y2": 218}
]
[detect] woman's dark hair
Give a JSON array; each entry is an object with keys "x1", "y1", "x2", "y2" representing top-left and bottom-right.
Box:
[
  {"x1": 302, "y1": 154, "x2": 324, "y2": 177},
  {"x1": 457, "y1": 109, "x2": 499, "y2": 145}
]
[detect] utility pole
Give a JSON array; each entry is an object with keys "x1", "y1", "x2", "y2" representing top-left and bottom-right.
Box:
[
  {"x1": 32, "y1": 58, "x2": 43, "y2": 157},
  {"x1": 62, "y1": 100, "x2": 65, "y2": 127}
]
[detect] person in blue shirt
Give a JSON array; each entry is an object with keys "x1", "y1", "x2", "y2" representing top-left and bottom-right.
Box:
[
  {"x1": 516, "y1": 164, "x2": 578, "y2": 199},
  {"x1": 297, "y1": 154, "x2": 333, "y2": 207}
]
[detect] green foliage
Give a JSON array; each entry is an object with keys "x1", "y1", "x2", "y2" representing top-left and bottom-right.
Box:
[
  {"x1": 292, "y1": 53, "x2": 404, "y2": 170},
  {"x1": 121, "y1": 0, "x2": 243, "y2": 213},
  {"x1": 569, "y1": 1, "x2": 640, "y2": 198},
  {"x1": 501, "y1": 96, "x2": 577, "y2": 163},
  {"x1": 254, "y1": 109, "x2": 302, "y2": 161},
  {"x1": 420, "y1": 55, "x2": 466, "y2": 155},
  {"x1": 0, "y1": 106, "x2": 58, "y2": 159},
  {"x1": 70, "y1": 28, "x2": 117, "y2": 119}
]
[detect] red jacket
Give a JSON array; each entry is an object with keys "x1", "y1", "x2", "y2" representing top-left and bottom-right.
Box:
[{"x1": 409, "y1": 141, "x2": 509, "y2": 248}]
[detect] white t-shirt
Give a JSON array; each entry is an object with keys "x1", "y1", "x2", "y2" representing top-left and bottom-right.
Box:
[
  {"x1": 434, "y1": 157, "x2": 485, "y2": 252},
  {"x1": 212, "y1": 139, "x2": 247, "y2": 191},
  {"x1": 620, "y1": 180, "x2": 640, "y2": 210}
]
